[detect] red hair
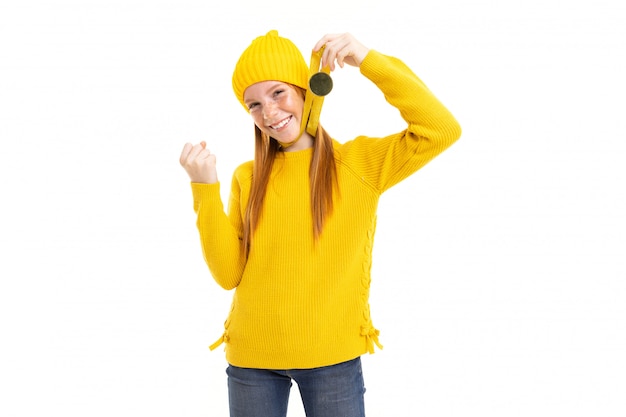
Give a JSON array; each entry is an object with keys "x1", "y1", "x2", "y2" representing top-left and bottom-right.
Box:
[{"x1": 242, "y1": 87, "x2": 337, "y2": 255}]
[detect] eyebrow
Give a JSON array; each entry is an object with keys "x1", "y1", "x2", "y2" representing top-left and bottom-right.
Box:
[{"x1": 244, "y1": 81, "x2": 286, "y2": 105}]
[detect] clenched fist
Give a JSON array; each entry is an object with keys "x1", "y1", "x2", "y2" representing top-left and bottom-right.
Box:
[{"x1": 179, "y1": 141, "x2": 218, "y2": 184}]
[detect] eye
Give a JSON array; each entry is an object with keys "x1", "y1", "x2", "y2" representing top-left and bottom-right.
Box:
[
  {"x1": 273, "y1": 89, "x2": 285, "y2": 97},
  {"x1": 247, "y1": 102, "x2": 259, "y2": 110}
]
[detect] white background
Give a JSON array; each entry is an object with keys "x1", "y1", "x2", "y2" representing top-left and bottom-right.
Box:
[{"x1": 1, "y1": 0, "x2": 625, "y2": 416}]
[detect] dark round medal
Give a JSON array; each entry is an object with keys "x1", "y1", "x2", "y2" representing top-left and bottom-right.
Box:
[{"x1": 309, "y1": 72, "x2": 333, "y2": 96}]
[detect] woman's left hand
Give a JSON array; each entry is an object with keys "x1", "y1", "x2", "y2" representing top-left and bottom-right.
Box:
[{"x1": 313, "y1": 33, "x2": 370, "y2": 71}]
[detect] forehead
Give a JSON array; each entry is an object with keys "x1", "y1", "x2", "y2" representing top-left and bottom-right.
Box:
[{"x1": 243, "y1": 81, "x2": 288, "y2": 101}]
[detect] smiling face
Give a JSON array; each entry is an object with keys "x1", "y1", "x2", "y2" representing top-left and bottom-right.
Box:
[{"x1": 243, "y1": 81, "x2": 313, "y2": 151}]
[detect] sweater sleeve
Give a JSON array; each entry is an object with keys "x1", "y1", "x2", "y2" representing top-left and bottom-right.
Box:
[
  {"x1": 339, "y1": 50, "x2": 462, "y2": 193},
  {"x1": 191, "y1": 171, "x2": 247, "y2": 290}
]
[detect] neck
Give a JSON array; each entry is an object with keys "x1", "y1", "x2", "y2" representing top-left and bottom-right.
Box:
[{"x1": 279, "y1": 131, "x2": 314, "y2": 152}]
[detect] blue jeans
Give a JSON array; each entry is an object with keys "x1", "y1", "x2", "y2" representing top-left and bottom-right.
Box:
[{"x1": 226, "y1": 357, "x2": 366, "y2": 417}]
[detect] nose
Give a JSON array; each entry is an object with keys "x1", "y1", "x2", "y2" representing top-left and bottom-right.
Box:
[{"x1": 262, "y1": 101, "x2": 278, "y2": 121}]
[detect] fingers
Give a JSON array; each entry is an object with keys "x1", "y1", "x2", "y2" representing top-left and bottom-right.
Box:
[
  {"x1": 188, "y1": 143, "x2": 204, "y2": 162},
  {"x1": 313, "y1": 33, "x2": 369, "y2": 71},
  {"x1": 180, "y1": 141, "x2": 210, "y2": 159},
  {"x1": 180, "y1": 142, "x2": 213, "y2": 167},
  {"x1": 313, "y1": 35, "x2": 331, "y2": 53},
  {"x1": 179, "y1": 142, "x2": 218, "y2": 183},
  {"x1": 313, "y1": 33, "x2": 342, "y2": 70},
  {"x1": 179, "y1": 142, "x2": 194, "y2": 166}
]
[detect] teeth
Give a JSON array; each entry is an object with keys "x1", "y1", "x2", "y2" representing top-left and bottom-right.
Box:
[{"x1": 271, "y1": 117, "x2": 290, "y2": 130}]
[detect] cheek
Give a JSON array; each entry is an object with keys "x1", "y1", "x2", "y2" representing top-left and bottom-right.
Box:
[
  {"x1": 249, "y1": 114, "x2": 267, "y2": 133},
  {"x1": 285, "y1": 94, "x2": 304, "y2": 116},
  {"x1": 249, "y1": 110, "x2": 263, "y2": 125}
]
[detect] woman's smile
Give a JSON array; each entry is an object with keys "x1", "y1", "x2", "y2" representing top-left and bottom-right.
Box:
[{"x1": 269, "y1": 115, "x2": 292, "y2": 131}]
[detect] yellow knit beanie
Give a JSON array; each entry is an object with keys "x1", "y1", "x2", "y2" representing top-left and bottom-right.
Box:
[{"x1": 232, "y1": 30, "x2": 309, "y2": 111}]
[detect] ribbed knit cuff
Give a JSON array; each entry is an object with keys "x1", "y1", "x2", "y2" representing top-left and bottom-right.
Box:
[
  {"x1": 359, "y1": 49, "x2": 385, "y2": 80},
  {"x1": 191, "y1": 182, "x2": 221, "y2": 212}
]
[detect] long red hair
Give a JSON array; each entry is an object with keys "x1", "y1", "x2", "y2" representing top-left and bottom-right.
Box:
[{"x1": 242, "y1": 87, "x2": 337, "y2": 255}]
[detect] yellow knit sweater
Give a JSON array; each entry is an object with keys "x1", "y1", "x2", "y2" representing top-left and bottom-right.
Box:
[{"x1": 190, "y1": 50, "x2": 461, "y2": 369}]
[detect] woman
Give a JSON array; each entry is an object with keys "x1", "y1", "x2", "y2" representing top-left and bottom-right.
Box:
[{"x1": 180, "y1": 30, "x2": 461, "y2": 417}]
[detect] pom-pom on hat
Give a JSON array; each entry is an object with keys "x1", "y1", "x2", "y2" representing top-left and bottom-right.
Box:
[{"x1": 232, "y1": 30, "x2": 309, "y2": 111}]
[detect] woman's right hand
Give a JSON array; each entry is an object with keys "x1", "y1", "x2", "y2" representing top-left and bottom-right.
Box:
[{"x1": 179, "y1": 141, "x2": 218, "y2": 184}]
